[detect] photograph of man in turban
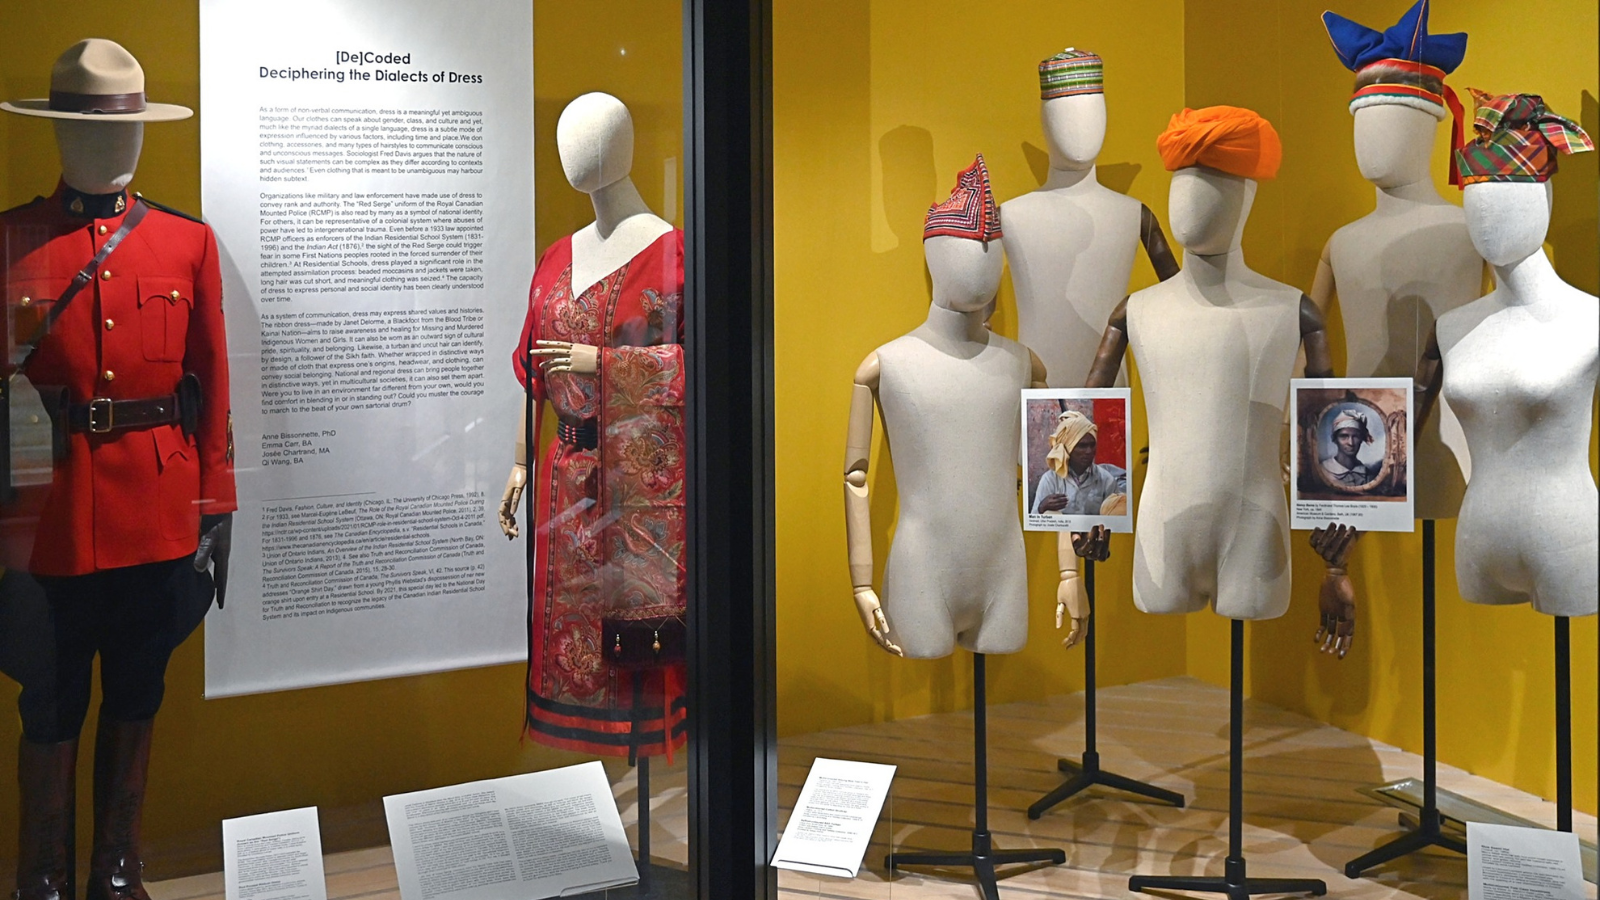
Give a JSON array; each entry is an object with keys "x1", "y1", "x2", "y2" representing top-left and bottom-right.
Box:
[
  {"x1": 1320, "y1": 407, "x2": 1380, "y2": 487},
  {"x1": 1031, "y1": 410, "x2": 1128, "y2": 516}
]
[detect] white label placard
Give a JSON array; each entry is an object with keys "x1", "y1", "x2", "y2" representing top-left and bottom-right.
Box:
[
  {"x1": 1468, "y1": 822, "x2": 1585, "y2": 900},
  {"x1": 1290, "y1": 377, "x2": 1415, "y2": 533},
  {"x1": 222, "y1": 807, "x2": 328, "y2": 900},
  {"x1": 384, "y1": 762, "x2": 637, "y2": 900},
  {"x1": 772, "y1": 758, "x2": 896, "y2": 878},
  {"x1": 199, "y1": 0, "x2": 534, "y2": 696},
  {"x1": 1020, "y1": 388, "x2": 1134, "y2": 533}
]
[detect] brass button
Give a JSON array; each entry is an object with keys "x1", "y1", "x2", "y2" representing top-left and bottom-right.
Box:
[
  {"x1": 102, "y1": 369, "x2": 115, "y2": 382},
  {"x1": 104, "y1": 318, "x2": 115, "y2": 331},
  {"x1": 97, "y1": 225, "x2": 108, "y2": 235},
  {"x1": 100, "y1": 270, "x2": 112, "y2": 281},
  {"x1": 170, "y1": 290, "x2": 181, "y2": 300},
  {"x1": 19, "y1": 296, "x2": 30, "y2": 307}
]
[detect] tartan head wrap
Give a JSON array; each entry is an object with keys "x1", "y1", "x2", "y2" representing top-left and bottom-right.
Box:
[
  {"x1": 924, "y1": 154, "x2": 1003, "y2": 242},
  {"x1": 1039, "y1": 48, "x2": 1103, "y2": 100},
  {"x1": 1455, "y1": 91, "x2": 1594, "y2": 186},
  {"x1": 1157, "y1": 106, "x2": 1282, "y2": 181}
]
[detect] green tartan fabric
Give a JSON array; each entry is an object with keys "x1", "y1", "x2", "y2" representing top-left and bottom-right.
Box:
[
  {"x1": 1456, "y1": 89, "x2": 1594, "y2": 185},
  {"x1": 1039, "y1": 48, "x2": 1103, "y2": 99}
]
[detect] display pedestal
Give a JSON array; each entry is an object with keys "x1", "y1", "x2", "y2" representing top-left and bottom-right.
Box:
[
  {"x1": 1029, "y1": 561, "x2": 1186, "y2": 819},
  {"x1": 886, "y1": 653, "x2": 1065, "y2": 900},
  {"x1": 1345, "y1": 520, "x2": 1467, "y2": 877},
  {"x1": 1129, "y1": 619, "x2": 1327, "y2": 899}
]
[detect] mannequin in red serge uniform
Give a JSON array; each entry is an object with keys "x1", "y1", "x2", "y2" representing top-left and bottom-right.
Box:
[{"x1": 1, "y1": 40, "x2": 235, "y2": 900}]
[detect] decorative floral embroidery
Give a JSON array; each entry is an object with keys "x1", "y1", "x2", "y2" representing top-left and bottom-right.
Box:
[{"x1": 552, "y1": 620, "x2": 605, "y2": 698}]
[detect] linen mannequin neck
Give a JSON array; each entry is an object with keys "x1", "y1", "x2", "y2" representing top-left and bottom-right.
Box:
[
  {"x1": 54, "y1": 119, "x2": 142, "y2": 194},
  {"x1": 557, "y1": 92, "x2": 672, "y2": 296},
  {"x1": 1169, "y1": 166, "x2": 1253, "y2": 257},
  {"x1": 923, "y1": 235, "x2": 1000, "y2": 346}
]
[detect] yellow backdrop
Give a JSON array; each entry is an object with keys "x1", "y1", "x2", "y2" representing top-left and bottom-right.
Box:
[{"x1": 773, "y1": 0, "x2": 1597, "y2": 817}]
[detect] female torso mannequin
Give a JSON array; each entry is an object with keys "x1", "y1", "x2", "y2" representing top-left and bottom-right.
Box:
[
  {"x1": 1419, "y1": 181, "x2": 1598, "y2": 616},
  {"x1": 1315, "y1": 104, "x2": 1481, "y2": 516},
  {"x1": 1001, "y1": 92, "x2": 1177, "y2": 388},
  {"x1": 846, "y1": 236, "x2": 1045, "y2": 658},
  {"x1": 1089, "y1": 166, "x2": 1332, "y2": 619},
  {"x1": 498, "y1": 92, "x2": 688, "y2": 755}
]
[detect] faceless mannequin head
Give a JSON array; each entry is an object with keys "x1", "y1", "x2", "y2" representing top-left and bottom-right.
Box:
[
  {"x1": 1168, "y1": 166, "x2": 1256, "y2": 255},
  {"x1": 925, "y1": 236, "x2": 1003, "y2": 312},
  {"x1": 1352, "y1": 104, "x2": 1438, "y2": 187},
  {"x1": 556, "y1": 92, "x2": 634, "y2": 194},
  {"x1": 54, "y1": 120, "x2": 143, "y2": 194},
  {"x1": 1042, "y1": 93, "x2": 1106, "y2": 169},
  {"x1": 1464, "y1": 180, "x2": 1552, "y2": 266}
]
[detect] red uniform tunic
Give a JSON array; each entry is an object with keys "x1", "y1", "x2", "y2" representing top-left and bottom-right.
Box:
[
  {"x1": 2, "y1": 185, "x2": 237, "y2": 576},
  {"x1": 512, "y1": 230, "x2": 687, "y2": 758}
]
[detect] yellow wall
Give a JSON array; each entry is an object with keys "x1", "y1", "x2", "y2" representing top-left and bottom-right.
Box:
[
  {"x1": 1181, "y1": 0, "x2": 1599, "y2": 817},
  {"x1": 771, "y1": 0, "x2": 1191, "y2": 738},
  {"x1": 773, "y1": 0, "x2": 1597, "y2": 816},
  {"x1": 0, "y1": 0, "x2": 683, "y2": 873}
]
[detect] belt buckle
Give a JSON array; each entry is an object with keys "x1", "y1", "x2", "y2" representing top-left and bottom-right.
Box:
[{"x1": 87, "y1": 397, "x2": 114, "y2": 433}]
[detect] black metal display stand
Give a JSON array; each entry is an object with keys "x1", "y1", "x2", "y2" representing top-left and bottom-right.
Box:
[
  {"x1": 887, "y1": 653, "x2": 1066, "y2": 900},
  {"x1": 1555, "y1": 615, "x2": 1572, "y2": 834},
  {"x1": 1029, "y1": 561, "x2": 1186, "y2": 819},
  {"x1": 1345, "y1": 520, "x2": 1467, "y2": 877},
  {"x1": 1129, "y1": 619, "x2": 1327, "y2": 899}
]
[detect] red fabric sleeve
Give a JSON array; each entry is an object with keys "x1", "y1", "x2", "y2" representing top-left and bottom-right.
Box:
[{"x1": 189, "y1": 224, "x2": 237, "y2": 514}]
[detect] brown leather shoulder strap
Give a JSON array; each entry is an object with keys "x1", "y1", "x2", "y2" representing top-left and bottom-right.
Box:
[{"x1": 16, "y1": 200, "x2": 149, "y2": 377}]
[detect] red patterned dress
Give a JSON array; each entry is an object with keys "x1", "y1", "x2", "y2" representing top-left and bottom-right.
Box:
[{"x1": 512, "y1": 230, "x2": 687, "y2": 759}]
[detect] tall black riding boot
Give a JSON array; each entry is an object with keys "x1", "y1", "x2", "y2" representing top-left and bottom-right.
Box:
[
  {"x1": 14, "y1": 736, "x2": 79, "y2": 900},
  {"x1": 84, "y1": 719, "x2": 153, "y2": 900}
]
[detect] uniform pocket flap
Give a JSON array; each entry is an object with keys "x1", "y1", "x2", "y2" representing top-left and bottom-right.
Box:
[
  {"x1": 137, "y1": 277, "x2": 194, "y2": 309},
  {"x1": 151, "y1": 424, "x2": 192, "y2": 471}
]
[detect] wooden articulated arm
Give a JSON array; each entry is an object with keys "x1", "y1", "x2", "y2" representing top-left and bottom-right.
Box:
[{"x1": 1139, "y1": 205, "x2": 1181, "y2": 283}]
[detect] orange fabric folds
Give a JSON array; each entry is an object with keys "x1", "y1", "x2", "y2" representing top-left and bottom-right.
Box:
[{"x1": 1157, "y1": 106, "x2": 1283, "y2": 181}]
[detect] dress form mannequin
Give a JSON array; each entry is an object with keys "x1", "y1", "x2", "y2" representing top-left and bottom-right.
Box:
[
  {"x1": 54, "y1": 120, "x2": 143, "y2": 194},
  {"x1": 1416, "y1": 180, "x2": 1598, "y2": 616},
  {"x1": 1311, "y1": 103, "x2": 1481, "y2": 517},
  {"x1": 845, "y1": 234, "x2": 1047, "y2": 657},
  {"x1": 1087, "y1": 164, "x2": 1334, "y2": 620},
  {"x1": 499, "y1": 91, "x2": 672, "y2": 531}
]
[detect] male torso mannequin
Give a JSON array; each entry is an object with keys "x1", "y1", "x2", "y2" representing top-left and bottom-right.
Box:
[
  {"x1": 1418, "y1": 180, "x2": 1597, "y2": 616},
  {"x1": 1002, "y1": 100, "x2": 1178, "y2": 389},
  {"x1": 498, "y1": 92, "x2": 688, "y2": 756},
  {"x1": 1085, "y1": 109, "x2": 1334, "y2": 620},
  {"x1": 844, "y1": 156, "x2": 1048, "y2": 658},
  {"x1": 2, "y1": 39, "x2": 235, "y2": 900},
  {"x1": 1314, "y1": 106, "x2": 1481, "y2": 517}
]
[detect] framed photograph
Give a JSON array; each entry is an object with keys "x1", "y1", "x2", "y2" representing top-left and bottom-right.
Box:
[
  {"x1": 1290, "y1": 377, "x2": 1414, "y2": 533},
  {"x1": 1021, "y1": 388, "x2": 1133, "y2": 533}
]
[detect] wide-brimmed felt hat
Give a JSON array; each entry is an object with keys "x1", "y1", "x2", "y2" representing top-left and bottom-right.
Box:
[{"x1": 1, "y1": 38, "x2": 192, "y2": 122}]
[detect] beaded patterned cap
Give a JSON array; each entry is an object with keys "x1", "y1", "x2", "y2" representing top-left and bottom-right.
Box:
[
  {"x1": 1039, "y1": 48, "x2": 1104, "y2": 100},
  {"x1": 924, "y1": 154, "x2": 1002, "y2": 243},
  {"x1": 1455, "y1": 91, "x2": 1594, "y2": 186}
]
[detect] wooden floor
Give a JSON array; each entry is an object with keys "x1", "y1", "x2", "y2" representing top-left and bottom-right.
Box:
[{"x1": 149, "y1": 677, "x2": 1596, "y2": 900}]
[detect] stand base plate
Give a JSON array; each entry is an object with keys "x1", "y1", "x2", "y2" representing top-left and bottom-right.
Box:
[
  {"x1": 1028, "y1": 754, "x2": 1187, "y2": 819},
  {"x1": 1130, "y1": 874, "x2": 1327, "y2": 899},
  {"x1": 887, "y1": 831, "x2": 1065, "y2": 900}
]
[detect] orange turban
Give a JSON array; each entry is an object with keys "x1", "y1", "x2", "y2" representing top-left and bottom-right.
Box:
[{"x1": 1157, "y1": 106, "x2": 1283, "y2": 181}]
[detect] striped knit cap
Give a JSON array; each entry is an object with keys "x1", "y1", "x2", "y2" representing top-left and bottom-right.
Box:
[
  {"x1": 1455, "y1": 91, "x2": 1594, "y2": 186},
  {"x1": 924, "y1": 154, "x2": 1002, "y2": 243},
  {"x1": 1039, "y1": 48, "x2": 1103, "y2": 100}
]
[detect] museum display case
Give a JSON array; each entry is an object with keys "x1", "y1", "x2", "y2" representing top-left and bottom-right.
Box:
[{"x1": 0, "y1": 1, "x2": 1594, "y2": 900}]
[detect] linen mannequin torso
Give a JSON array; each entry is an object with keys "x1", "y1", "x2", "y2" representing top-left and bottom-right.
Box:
[
  {"x1": 850, "y1": 237, "x2": 1039, "y2": 659},
  {"x1": 1431, "y1": 182, "x2": 1598, "y2": 617},
  {"x1": 1101, "y1": 167, "x2": 1322, "y2": 620},
  {"x1": 1002, "y1": 94, "x2": 1172, "y2": 387},
  {"x1": 1315, "y1": 104, "x2": 1481, "y2": 517}
]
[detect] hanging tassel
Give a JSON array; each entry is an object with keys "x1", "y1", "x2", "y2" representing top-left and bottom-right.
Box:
[{"x1": 1445, "y1": 84, "x2": 1467, "y2": 187}]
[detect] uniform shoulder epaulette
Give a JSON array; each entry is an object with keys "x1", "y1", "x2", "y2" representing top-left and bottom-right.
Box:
[
  {"x1": 134, "y1": 194, "x2": 203, "y2": 223},
  {"x1": 0, "y1": 196, "x2": 47, "y2": 217}
]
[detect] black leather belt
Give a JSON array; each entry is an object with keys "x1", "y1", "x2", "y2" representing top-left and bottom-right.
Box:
[
  {"x1": 557, "y1": 417, "x2": 598, "y2": 450},
  {"x1": 68, "y1": 393, "x2": 181, "y2": 434}
]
